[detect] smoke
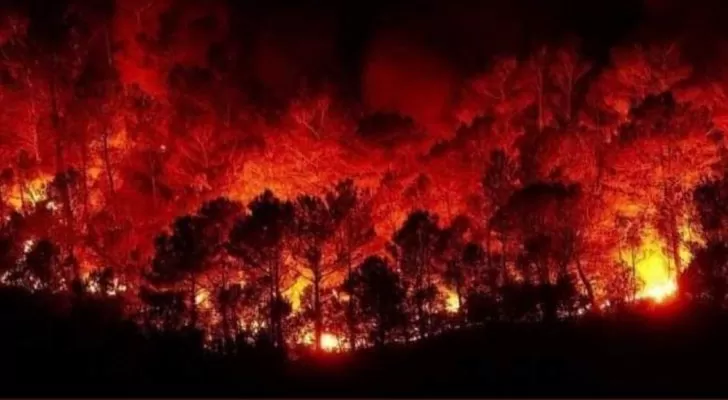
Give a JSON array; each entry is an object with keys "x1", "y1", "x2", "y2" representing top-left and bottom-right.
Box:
[
  {"x1": 361, "y1": 30, "x2": 457, "y2": 140},
  {"x1": 249, "y1": 9, "x2": 340, "y2": 102},
  {"x1": 112, "y1": 0, "x2": 175, "y2": 96}
]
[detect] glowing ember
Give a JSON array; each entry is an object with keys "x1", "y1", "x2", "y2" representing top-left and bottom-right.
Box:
[
  {"x1": 320, "y1": 333, "x2": 340, "y2": 352},
  {"x1": 195, "y1": 289, "x2": 210, "y2": 307},
  {"x1": 7, "y1": 175, "x2": 52, "y2": 210},
  {"x1": 637, "y1": 280, "x2": 677, "y2": 303},
  {"x1": 22, "y1": 239, "x2": 34, "y2": 254},
  {"x1": 300, "y1": 330, "x2": 341, "y2": 352},
  {"x1": 445, "y1": 290, "x2": 460, "y2": 313}
]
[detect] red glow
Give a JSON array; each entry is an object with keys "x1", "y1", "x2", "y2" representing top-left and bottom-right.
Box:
[{"x1": 0, "y1": 1, "x2": 725, "y2": 352}]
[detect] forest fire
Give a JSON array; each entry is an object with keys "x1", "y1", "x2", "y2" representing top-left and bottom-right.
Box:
[
  {"x1": 6, "y1": 175, "x2": 53, "y2": 210},
  {"x1": 5, "y1": 0, "x2": 728, "y2": 396},
  {"x1": 0, "y1": 0, "x2": 727, "y2": 361}
]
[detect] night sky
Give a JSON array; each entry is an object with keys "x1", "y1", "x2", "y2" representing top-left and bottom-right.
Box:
[{"x1": 7, "y1": 0, "x2": 727, "y2": 121}]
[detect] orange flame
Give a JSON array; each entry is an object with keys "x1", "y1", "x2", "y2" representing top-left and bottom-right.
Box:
[
  {"x1": 617, "y1": 226, "x2": 688, "y2": 303},
  {"x1": 320, "y1": 333, "x2": 340, "y2": 352},
  {"x1": 444, "y1": 289, "x2": 460, "y2": 313},
  {"x1": 6, "y1": 174, "x2": 53, "y2": 210},
  {"x1": 300, "y1": 330, "x2": 342, "y2": 352}
]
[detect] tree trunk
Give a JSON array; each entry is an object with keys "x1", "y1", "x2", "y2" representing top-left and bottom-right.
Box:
[
  {"x1": 49, "y1": 69, "x2": 78, "y2": 284},
  {"x1": 190, "y1": 277, "x2": 198, "y2": 328},
  {"x1": 566, "y1": 73, "x2": 573, "y2": 122},
  {"x1": 80, "y1": 127, "x2": 90, "y2": 230},
  {"x1": 631, "y1": 250, "x2": 638, "y2": 300},
  {"x1": 501, "y1": 231, "x2": 509, "y2": 285},
  {"x1": 274, "y1": 291, "x2": 285, "y2": 351},
  {"x1": 416, "y1": 289, "x2": 426, "y2": 339},
  {"x1": 220, "y1": 270, "x2": 232, "y2": 353},
  {"x1": 221, "y1": 302, "x2": 231, "y2": 352},
  {"x1": 485, "y1": 223, "x2": 492, "y2": 277},
  {"x1": 313, "y1": 268, "x2": 322, "y2": 351},
  {"x1": 271, "y1": 258, "x2": 286, "y2": 350},
  {"x1": 49, "y1": 75, "x2": 73, "y2": 226},
  {"x1": 17, "y1": 160, "x2": 26, "y2": 211},
  {"x1": 670, "y1": 212, "x2": 682, "y2": 280},
  {"x1": 268, "y1": 275, "x2": 276, "y2": 346},
  {"x1": 376, "y1": 312, "x2": 385, "y2": 347},
  {"x1": 537, "y1": 69, "x2": 544, "y2": 133},
  {"x1": 575, "y1": 257, "x2": 597, "y2": 311},
  {"x1": 150, "y1": 156, "x2": 158, "y2": 210},
  {"x1": 345, "y1": 238, "x2": 357, "y2": 351},
  {"x1": 102, "y1": 125, "x2": 115, "y2": 195},
  {"x1": 455, "y1": 273, "x2": 463, "y2": 316}
]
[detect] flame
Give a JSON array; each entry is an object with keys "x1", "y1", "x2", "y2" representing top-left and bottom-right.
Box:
[
  {"x1": 633, "y1": 249, "x2": 677, "y2": 302},
  {"x1": 619, "y1": 228, "x2": 682, "y2": 303},
  {"x1": 7, "y1": 174, "x2": 52, "y2": 210},
  {"x1": 320, "y1": 333, "x2": 340, "y2": 352},
  {"x1": 285, "y1": 276, "x2": 309, "y2": 312},
  {"x1": 444, "y1": 289, "x2": 460, "y2": 313},
  {"x1": 22, "y1": 238, "x2": 34, "y2": 254},
  {"x1": 300, "y1": 330, "x2": 341, "y2": 352},
  {"x1": 195, "y1": 288, "x2": 211, "y2": 308},
  {"x1": 637, "y1": 280, "x2": 677, "y2": 303}
]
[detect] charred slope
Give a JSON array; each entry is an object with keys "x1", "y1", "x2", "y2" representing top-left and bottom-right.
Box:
[{"x1": 0, "y1": 286, "x2": 727, "y2": 397}]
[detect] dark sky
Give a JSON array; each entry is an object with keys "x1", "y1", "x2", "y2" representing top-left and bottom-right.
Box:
[
  {"x1": 228, "y1": 0, "x2": 646, "y2": 90},
  {"x1": 219, "y1": 0, "x2": 650, "y2": 121},
  {"x1": 7, "y1": 0, "x2": 728, "y2": 126}
]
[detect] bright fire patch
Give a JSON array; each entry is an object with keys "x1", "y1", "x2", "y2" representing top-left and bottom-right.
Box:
[
  {"x1": 320, "y1": 333, "x2": 340, "y2": 352},
  {"x1": 7, "y1": 175, "x2": 52, "y2": 210},
  {"x1": 445, "y1": 289, "x2": 460, "y2": 313},
  {"x1": 301, "y1": 331, "x2": 341, "y2": 352},
  {"x1": 619, "y1": 228, "x2": 682, "y2": 303},
  {"x1": 633, "y1": 249, "x2": 676, "y2": 302}
]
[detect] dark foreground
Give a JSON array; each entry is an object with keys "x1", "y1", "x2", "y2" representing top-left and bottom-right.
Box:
[{"x1": 1, "y1": 286, "x2": 726, "y2": 397}]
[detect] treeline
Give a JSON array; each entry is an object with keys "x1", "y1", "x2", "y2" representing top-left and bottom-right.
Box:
[{"x1": 3, "y1": 168, "x2": 728, "y2": 353}]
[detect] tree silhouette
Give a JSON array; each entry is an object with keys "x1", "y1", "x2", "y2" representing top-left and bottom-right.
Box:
[
  {"x1": 391, "y1": 210, "x2": 441, "y2": 338},
  {"x1": 228, "y1": 190, "x2": 294, "y2": 350},
  {"x1": 198, "y1": 197, "x2": 243, "y2": 350},
  {"x1": 482, "y1": 149, "x2": 519, "y2": 285},
  {"x1": 694, "y1": 178, "x2": 728, "y2": 242},
  {"x1": 292, "y1": 194, "x2": 336, "y2": 351},
  {"x1": 139, "y1": 285, "x2": 187, "y2": 331},
  {"x1": 343, "y1": 256, "x2": 406, "y2": 347},
  {"x1": 146, "y1": 197, "x2": 240, "y2": 330},
  {"x1": 491, "y1": 182, "x2": 583, "y2": 321},
  {"x1": 147, "y1": 214, "x2": 210, "y2": 328},
  {"x1": 680, "y1": 241, "x2": 728, "y2": 309},
  {"x1": 460, "y1": 242, "x2": 500, "y2": 323},
  {"x1": 326, "y1": 179, "x2": 376, "y2": 350},
  {"x1": 437, "y1": 215, "x2": 471, "y2": 316},
  {"x1": 24, "y1": 238, "x2": 61, "y2": 291}
]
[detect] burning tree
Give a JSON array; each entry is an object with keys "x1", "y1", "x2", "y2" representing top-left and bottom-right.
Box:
[
  {"x1": 343, "y1": 255, "x2": 406, "y2": 347},
  {"x1": 228, "y1": 191, "x2": 294, "y2": 350},
  {"x1": 390, "y1": 210, "x2": 442, "y2": 338}
]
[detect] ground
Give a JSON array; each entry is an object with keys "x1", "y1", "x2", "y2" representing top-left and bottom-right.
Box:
[{"x1": 0, "y1": 287, "x2": 726, "y2": 397}]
